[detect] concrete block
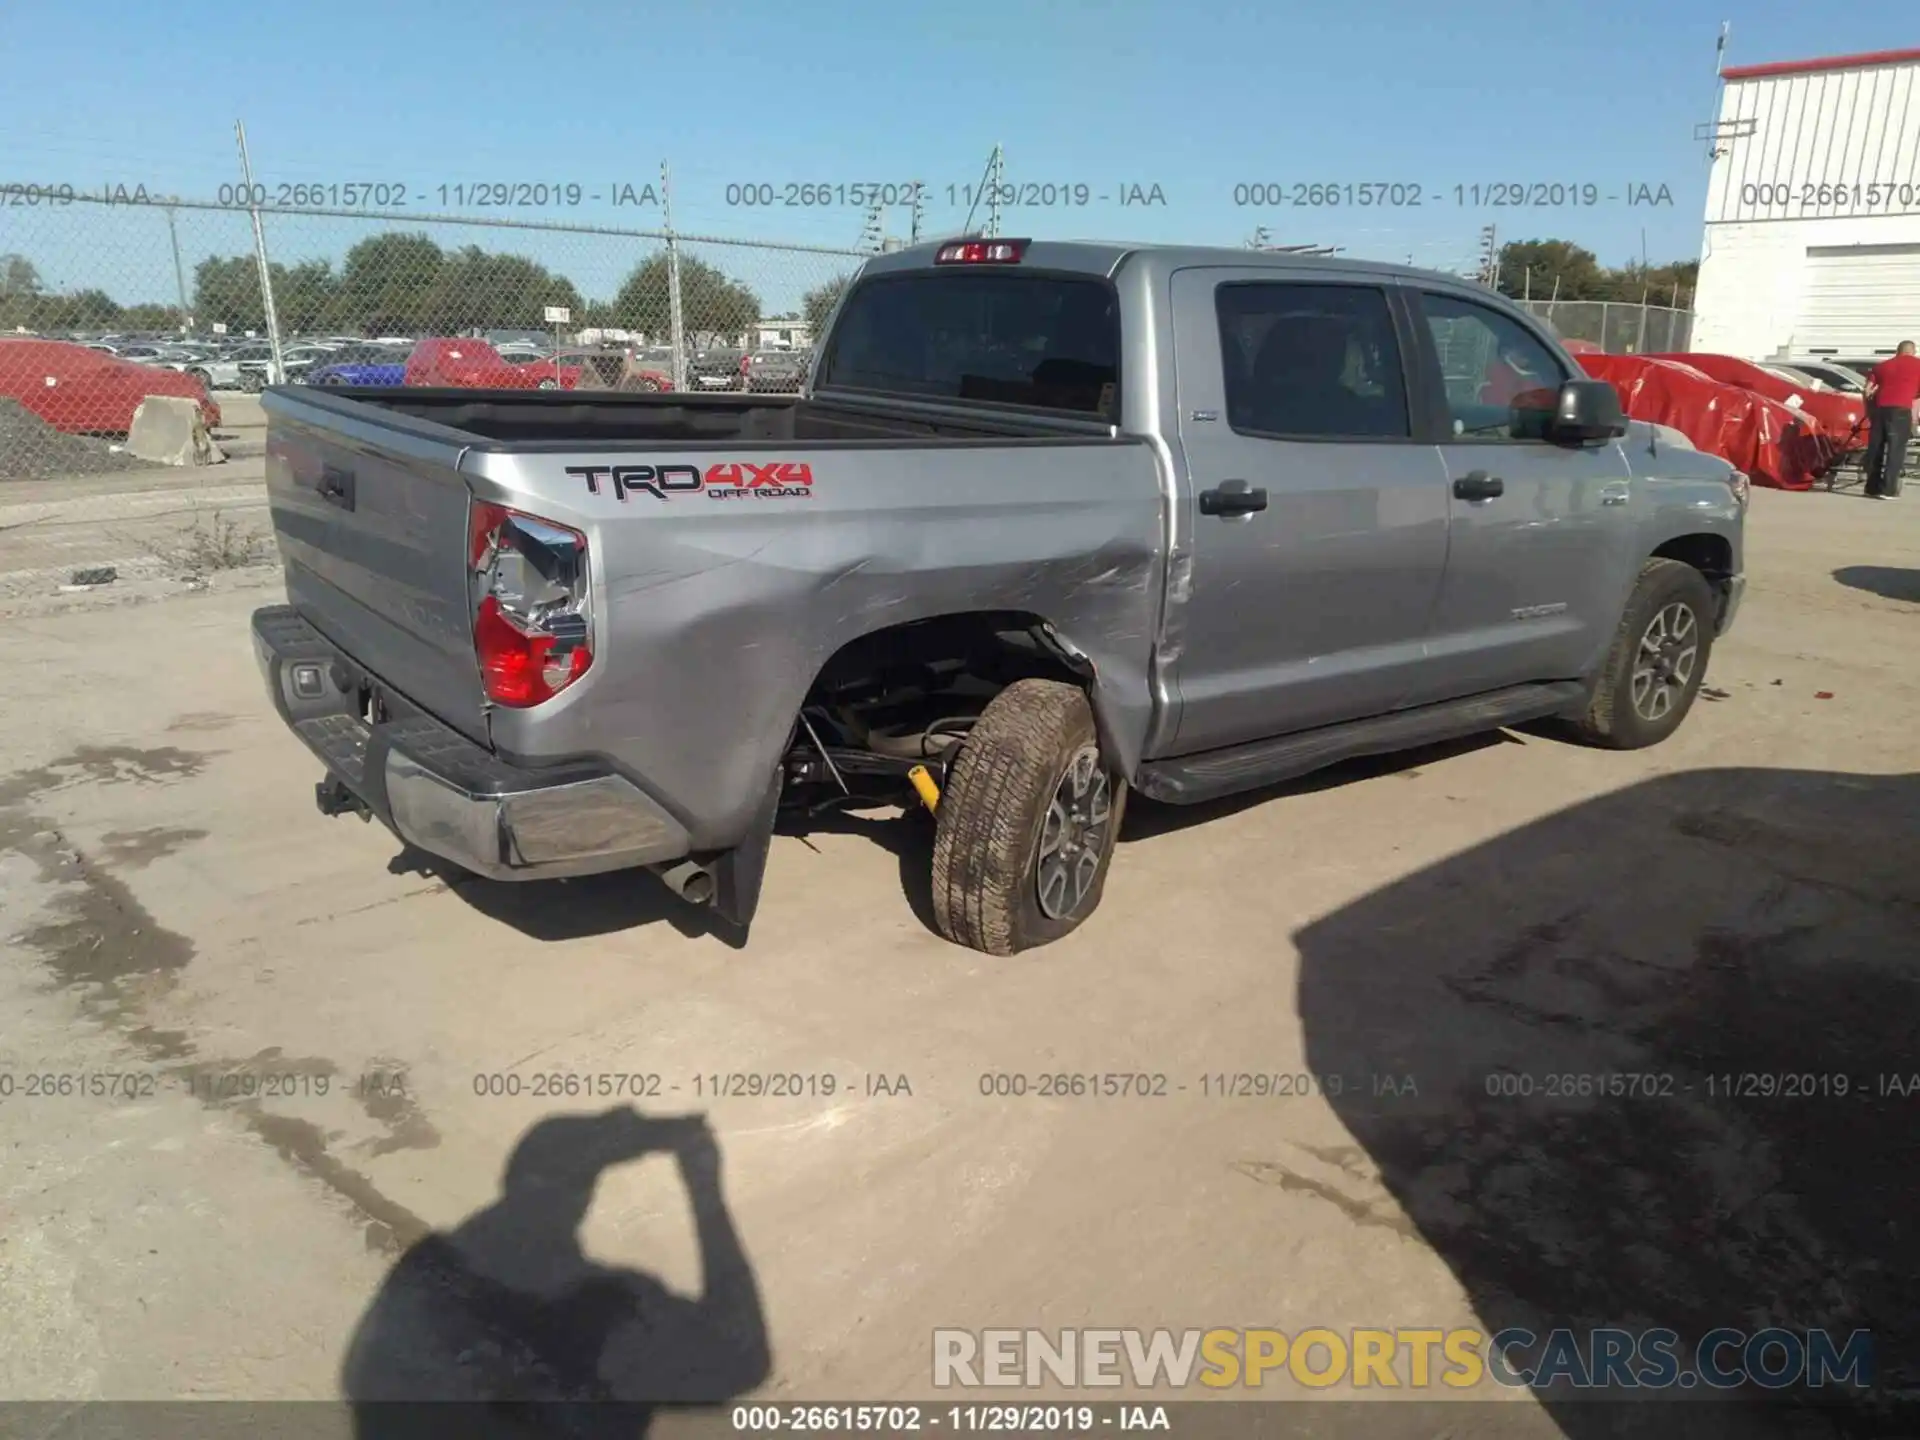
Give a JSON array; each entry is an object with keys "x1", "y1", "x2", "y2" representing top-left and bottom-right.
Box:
[{"x1": 126, "y1": 396, "x2": 226, "y2": 467}]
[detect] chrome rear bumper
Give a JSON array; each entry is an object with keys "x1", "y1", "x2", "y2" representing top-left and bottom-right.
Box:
[{"x1": 251, "y1": 604, "x2": 691, "y2": 881}]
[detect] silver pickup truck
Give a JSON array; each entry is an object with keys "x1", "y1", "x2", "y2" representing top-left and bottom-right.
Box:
[{"x1": 252, "y1": 237, "x2": 1747, "y2": 955}]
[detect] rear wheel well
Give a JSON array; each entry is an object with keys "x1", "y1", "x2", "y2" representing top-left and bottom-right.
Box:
[{"x1": 783, "y1": 611, "x2": 1093, "y2": 809}]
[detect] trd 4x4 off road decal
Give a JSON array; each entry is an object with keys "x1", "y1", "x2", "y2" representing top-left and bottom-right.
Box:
[{"x1": 566, "y1": 462, "x2": 814, "y2": 501}]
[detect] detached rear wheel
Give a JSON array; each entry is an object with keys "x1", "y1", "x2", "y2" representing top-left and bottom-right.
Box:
[{"x1": 931, "y1": 679, "x2": 1127, "y2": 955}]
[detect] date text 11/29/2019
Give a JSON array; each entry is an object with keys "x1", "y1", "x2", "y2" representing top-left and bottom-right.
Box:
[
  {"x1": 204, "y1": 182, "x2": 663, "y2": 209},
  {"x1": 1231, "y1": 182, "x2": 1675, "y2": 208}
]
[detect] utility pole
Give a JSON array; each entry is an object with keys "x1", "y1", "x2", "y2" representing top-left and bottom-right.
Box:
[
  {"x1": 162, "y1": 195, "x2": 190, "y2": 333},
  {"x1": 985, "y1": 145, "x2": 1004, "y2": 239},
  {"x1": 662, "y1": 161, "x2": 686, "y2": 388},
  {"x1": 1477, "y1": 225, "x2": 1499, "y2": 289},
  {"x1": 909, "y1": 182, "x2": 925, "y2": 245},
  {"x1": 234, "y1": 121, "x2": 284, "y2": 382}
]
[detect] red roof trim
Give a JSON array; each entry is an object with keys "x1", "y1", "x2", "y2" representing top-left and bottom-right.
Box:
[{"x1": 1721, "y1": 47, "x2": 1920, "y2": 81}]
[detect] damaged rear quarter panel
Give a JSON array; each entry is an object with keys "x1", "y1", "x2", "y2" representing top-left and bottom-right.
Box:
[{"x1": 463, "y1": 442, "x2": 1168, "y2": 848}]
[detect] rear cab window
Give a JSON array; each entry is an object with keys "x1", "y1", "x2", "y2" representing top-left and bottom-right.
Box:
[{"x1": 815, "y1": 271, "x2": 1120, "y2": 419}]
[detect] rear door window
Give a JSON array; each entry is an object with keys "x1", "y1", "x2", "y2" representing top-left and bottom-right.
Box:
[
  {"x1": 1214, "y1": 282, "x2": 1412, "y2": 439},
  {"x1": 817, "y1": 272, "x2": 1119, "y2": 417}
]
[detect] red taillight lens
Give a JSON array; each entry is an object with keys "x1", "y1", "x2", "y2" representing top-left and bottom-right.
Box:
[
  {"x1": 475, "y1": 593, "x2": 593, "y2": 706},
  {"x1": 469, "y1": 500, "x2": 593, "y2": 708}
]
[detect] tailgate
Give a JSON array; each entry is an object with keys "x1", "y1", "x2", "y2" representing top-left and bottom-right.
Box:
[{"x1": 261, "y1": 389, "x2": 488, "y2": 743}]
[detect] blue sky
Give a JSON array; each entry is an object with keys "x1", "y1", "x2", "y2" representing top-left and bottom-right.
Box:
[{"x1": 4, "y1": 0, "x2": 1917, "y2": 312}]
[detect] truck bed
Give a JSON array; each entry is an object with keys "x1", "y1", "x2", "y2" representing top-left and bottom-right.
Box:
[
  {"x1": 258, "y1": 383, "x2": 1166, "y2": 847},
  {"x1": 304, "y1": 386, "x2": 1122, "y2": 446}
]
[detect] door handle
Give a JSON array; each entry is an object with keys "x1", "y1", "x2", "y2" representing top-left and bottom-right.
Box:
[
  {"x1": 1453, "y1": 470, "x2": 1504, "y2": 501},
  {"x1": 1601, "y1": 482, "x2": 1631, "y2": 506},
  {"x1": 318, "y1": 465, "x2": 356, "y2": 510},
  {"x1": 1199, "y1": 480, "x2": 1268, "y2": 517}
]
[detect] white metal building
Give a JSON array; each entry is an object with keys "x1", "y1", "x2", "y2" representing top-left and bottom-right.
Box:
[{"x1": 1692, "y1": 46, "x2": 1920, "y2": 364}]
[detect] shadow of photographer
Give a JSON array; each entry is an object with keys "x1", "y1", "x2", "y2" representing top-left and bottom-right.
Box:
[{"x1": 342, "y1": 1107, "x2": 769, "y2": 1439}]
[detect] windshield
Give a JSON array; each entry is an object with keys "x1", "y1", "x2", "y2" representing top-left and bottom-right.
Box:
[{"x1": 816, "y1": 271, "x2": 1119, "y2": 417}]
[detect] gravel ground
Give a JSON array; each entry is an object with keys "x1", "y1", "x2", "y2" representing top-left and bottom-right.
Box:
[
  {"x1": 0, "y1": 482, "x2": 1912, "y2": 1436},
  {"x1": 0, "y1": 400, "x2": 150, "y2": 481}
]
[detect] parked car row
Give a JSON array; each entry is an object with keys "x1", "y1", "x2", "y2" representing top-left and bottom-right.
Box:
[
  {"x1": 21, "y1": 328, "x2": 807, "y2": 405},
  {"x1": 684, "y1": 347, "x2": 812, "y2": 393}
]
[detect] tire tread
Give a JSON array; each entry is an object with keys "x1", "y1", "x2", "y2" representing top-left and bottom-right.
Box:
[{"x1": 931, "y1": 679, "x2": 1091, "y2": 956}]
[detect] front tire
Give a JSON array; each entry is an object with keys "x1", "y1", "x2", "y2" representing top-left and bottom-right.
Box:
[
  {"x1": 1567, "y1": 558, "x2": 1717, "y2": 749},
  {"x1": 931, "y1": 679, "x2": 1127, "y2": 955}
]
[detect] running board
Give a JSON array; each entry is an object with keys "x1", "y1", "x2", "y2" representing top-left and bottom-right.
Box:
[{"x1": 1135, "y1": 681, "x2": 1588, "y2": 806}]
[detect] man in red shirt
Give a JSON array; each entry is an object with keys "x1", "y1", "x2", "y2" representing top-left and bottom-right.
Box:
[{"x1": 1862, "y1": 341, "x2": 1920, "y2": 499}]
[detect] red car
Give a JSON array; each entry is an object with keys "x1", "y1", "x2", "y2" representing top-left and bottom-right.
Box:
[
  {"x1": 550, "y1": 348, "x2": 675, "y2": 393},
  {"x1": 0, "y1": 339, "x2": 221, "y2": 433},
  {"x1": 403, "y1": 338, "x2": 581, "y2": 390}
]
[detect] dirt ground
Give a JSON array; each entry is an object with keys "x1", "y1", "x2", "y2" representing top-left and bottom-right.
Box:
[{"x1": 0, "y1": 481, "x2": 1914, "y2": 1437}]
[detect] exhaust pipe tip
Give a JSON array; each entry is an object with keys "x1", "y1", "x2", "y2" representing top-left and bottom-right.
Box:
[{"x1": 652, "y1": 858, "x2": 716, "y2": 906}]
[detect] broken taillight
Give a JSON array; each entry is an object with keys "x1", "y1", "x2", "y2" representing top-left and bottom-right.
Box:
[{"x1": 468, "y1": 498, "x2": 593, "y2": 707}]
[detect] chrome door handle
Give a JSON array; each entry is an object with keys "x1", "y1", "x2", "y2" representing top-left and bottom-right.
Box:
[{"x1": 1601, "y1": 483, "x2": 1630, "y2": 506}]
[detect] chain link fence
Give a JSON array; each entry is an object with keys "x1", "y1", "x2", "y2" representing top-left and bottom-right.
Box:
[
  {"x1": 1, "y1": 190, "x2": 1703, "y2": 481},
  {"x1": 1517, "y1": 299, "x2": 1694, "y2": 356},
  {"x1": 1, "y1": 191, "x2": 866, "y2": 479}
]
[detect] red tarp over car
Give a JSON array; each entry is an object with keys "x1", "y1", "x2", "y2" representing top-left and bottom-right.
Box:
[
  {"x1": 1577, "y1": 353, "x2": 1838, "y2": 491},
  {"x1": 0, "y1": 340, "x2": 221, "y2": 433},
  {"x1": 1642, "y1": 351, "x2": 1867, "y2": 449}
]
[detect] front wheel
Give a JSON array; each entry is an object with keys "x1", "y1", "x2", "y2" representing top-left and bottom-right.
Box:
[
  {"x1": 1567, "y1": 558, "x2": 1717, "y2": 749},
  {"x1": 930, "y1": 679, "x2": 1127, "y2": 955}
]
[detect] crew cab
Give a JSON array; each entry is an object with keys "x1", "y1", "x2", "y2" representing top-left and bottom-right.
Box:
[{"x1": 251, "y1": 238, "x2": 1747, "y2": 954}]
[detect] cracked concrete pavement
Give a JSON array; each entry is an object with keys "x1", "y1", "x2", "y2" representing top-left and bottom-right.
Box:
[
  {"x1": 0, "y1": 481, "x2": 1914, "y2": 1435},
  {"x1": 0, "y1": 396, "x2": 275, "y2": 615}
]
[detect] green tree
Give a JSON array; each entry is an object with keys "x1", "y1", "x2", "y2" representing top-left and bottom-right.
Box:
[
  {"x1": 275, "y1": 259, "x2": 339, "y2": 334},
  {"x1": 331, "y1": 232, "x2": 445, "y2": 335},
  {"x1": 119, "y1": 303, "x2": 184, "y2": 332},
  {"x1": 419, "y1": 247, "x2": 586, "y2": 332},
  {"x1": 1497, "y1": 240, "x2": 1607, "y2": 301},
  {"x1": 1497, "y1": 241, "x2": 1699, "y2": 308},
  {"x1": 1, "y1": 254, "x2": 42, "y2": 299},
  {"x1": 802, "y1": 274, "x2": 853, "y2": 334},
  {"x1": 193, "y1": 255, "x2": 268, "y2": 331},
  {"x1": 611, "y1": 253, "x2": 760, "y2": 338}
]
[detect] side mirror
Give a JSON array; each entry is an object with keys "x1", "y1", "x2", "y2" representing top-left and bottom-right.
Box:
[{"x1": 1548, "y1": 378, "x2": 1628, "y2": 443}]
